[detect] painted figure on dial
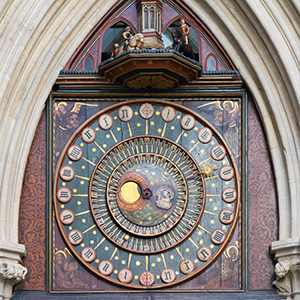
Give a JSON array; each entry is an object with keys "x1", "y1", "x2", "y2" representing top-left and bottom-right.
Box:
[{"x1": 55, "y1": 252, "x2": 89, "y2": 289}]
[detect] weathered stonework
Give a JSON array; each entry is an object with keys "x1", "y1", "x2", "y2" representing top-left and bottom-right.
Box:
[
  {"x1": 0, "y1": 242, "x2": 27, "y2": 300},
  {"x1": 0, "y1": 0, "x2": 298, "y2": 298},
  {"x1": 272, "y1": 238, "x2": 300, "y2": 299}
]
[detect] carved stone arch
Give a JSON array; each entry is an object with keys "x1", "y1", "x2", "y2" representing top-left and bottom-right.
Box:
[{"x1": 0, "y1": 0, "x2": 298, "y2": 298}]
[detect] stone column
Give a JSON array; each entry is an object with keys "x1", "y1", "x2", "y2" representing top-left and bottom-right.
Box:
[
  {"x1": 0, "y1": 242, "x2": 27, "y2": 300},
  {"x1": 271, "y1": 238, "x2": 300, "y2": 300}
]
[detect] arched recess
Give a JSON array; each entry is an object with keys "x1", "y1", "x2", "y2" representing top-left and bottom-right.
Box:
[
  {"x1": 70, "y1": 17, "x2": 139, "y2": 70},
  {"x1": 83, "y1": 55, "x2": 95, "y2": 71},
  {"x1": 205, "y1": 53, "x2": 218, "y2": 71},
  {"x1": 99, "y1": 18, "x2": 138, "y2": 62},
  {"x1": 162, "y1": 15, "x2": 200, "y2": 62},
  {"x1": 66, "y1": 0, "x2": 139, "y2": 70},
  {"x1": 0, "y1": 0, "x2": 298, "y2": 298}
]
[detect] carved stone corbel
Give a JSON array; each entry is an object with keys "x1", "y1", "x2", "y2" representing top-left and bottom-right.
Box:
[
  {"x1": 0, "y1": 261, "x2": 27, "y2": 299},
  {"x1": 273, "y1": 261, "x2": 292, "y2": 296},
  {"x1": 0, "y1": 241, "x2": 27, "y2": 300},
  {"x1": 290, "y1": 258, "x2": 300, "y2": 299},
  {"x1": 271, "y1": 238, "x2": 300, "y2": 300}
]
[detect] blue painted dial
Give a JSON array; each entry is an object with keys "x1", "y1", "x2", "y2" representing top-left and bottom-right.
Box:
[{"x1": 54, "y1": 100, "x2": 240, "y2": 289}]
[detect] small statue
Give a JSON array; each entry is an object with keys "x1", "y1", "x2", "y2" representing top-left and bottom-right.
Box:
[
  {"x1": 111, "y1": 43, "x2": 120, "y2": 57},
  {"x1": 117, "y1": 27, "x2": 144, "y2": 54},
  {"x1": 123, "y1": 26, "x2": 132, "y2": 51},
  {"x1": 180, "y1": 18, "x2": 190, "y2": 45},
  {"x1": 169, "y1": 27, "x2": 195, "y2": 60}
]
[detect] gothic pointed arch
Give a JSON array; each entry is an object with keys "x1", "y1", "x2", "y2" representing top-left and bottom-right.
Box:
[{"x1": 0, "y1": 0, "x2": 298, "y2": 299}]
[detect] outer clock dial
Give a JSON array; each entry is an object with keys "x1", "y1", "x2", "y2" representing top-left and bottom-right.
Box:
[{"x1": 54, "y1": 100, "x2": 240, "y2": 289}]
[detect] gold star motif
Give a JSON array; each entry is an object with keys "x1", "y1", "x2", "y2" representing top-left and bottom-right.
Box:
[{"x1": 202, "y1": 163, "x2": 218, "y2": 178}]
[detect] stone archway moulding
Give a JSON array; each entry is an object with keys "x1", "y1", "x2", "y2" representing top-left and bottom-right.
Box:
[{"x1": 0, "y1": 0, "x2": 299, "y2": 299}]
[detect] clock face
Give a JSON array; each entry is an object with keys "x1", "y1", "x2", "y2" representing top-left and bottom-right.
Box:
[{"x1": 54, "y1": 100, "x2": 240, "y2": 289}]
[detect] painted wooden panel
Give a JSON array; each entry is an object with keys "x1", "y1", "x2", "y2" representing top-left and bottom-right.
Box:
[
  {"x1": 247, "y1": 98, "x2": 278, "y2": 290},
  {"x1": 18, "y1": 110, "x2": 47, "y2": 290},
  {"x1": 17, "y1": 97, "x2": 278, "y2": 293}
]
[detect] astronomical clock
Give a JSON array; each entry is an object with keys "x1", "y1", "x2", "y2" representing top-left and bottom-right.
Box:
[
  {"x1": 12, "y1": 0, "x2": 278, "y2": 297},
  {"x1": 49, "y1": 0, "x2": 246, "y2": 293},
  {"x1": 52, "y1": 98, "x2": 243, "y2": 290}
]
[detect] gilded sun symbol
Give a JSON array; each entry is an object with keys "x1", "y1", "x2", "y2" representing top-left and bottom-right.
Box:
[{"x1": 202, "y1": 163, "x2": 218, "y2": 178}]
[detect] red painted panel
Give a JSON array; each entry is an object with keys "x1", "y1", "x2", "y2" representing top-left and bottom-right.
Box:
[
  {"x1": 247, "y1": 97, "x2": 278, "y2": 290},
  {"x1": 162, "y1": 2, "x2": 179, "y2": 29},
  {"x1": 119, "y1": 2, "x2": 138, "y2": 29},
  {"x1": 18, "y1": 110, "x2": 47, "y2": 290}
]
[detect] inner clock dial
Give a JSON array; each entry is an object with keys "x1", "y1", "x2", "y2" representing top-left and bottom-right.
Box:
[
  {"x1": 112, "y1": 153, "x2": 187, "y2": 232},
  {"x1": 90, "y1": 136, "x2": 205, "y2": 254}
]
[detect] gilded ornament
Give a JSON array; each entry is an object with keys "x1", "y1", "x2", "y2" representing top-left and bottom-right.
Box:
[{"x1": 125, "y1": 74, "x2": 176, "y2": 89}]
